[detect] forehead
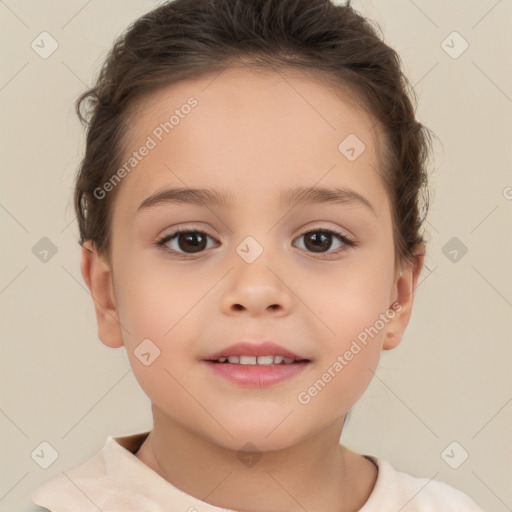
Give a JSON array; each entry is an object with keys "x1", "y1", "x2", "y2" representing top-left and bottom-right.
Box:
[{"x1": 114, "y1": 65, "x2": 386, "y2": 216}]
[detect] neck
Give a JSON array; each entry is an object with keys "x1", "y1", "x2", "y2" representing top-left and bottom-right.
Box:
[{"x1": 135, "y1": 406, "x2": 377, "y2": 512}]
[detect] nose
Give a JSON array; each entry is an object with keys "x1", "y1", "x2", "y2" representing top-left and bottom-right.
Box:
[{"x1": 219, "y1": 258, "x2": 293, "y2": 317}]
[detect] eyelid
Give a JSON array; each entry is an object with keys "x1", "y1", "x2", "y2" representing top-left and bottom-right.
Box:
[
  {"x1": 156, "y1": 226, "x2": 216, "y2": 246},
  {"x1": 297, "y1": 221, "x2": 355, "y2": 240},
  {"x1": 156, "y1": 222, "x2": 354, "y2": 243},
  {"x1": 155, "y1": 223, "x2": 358, "y2": 259}
]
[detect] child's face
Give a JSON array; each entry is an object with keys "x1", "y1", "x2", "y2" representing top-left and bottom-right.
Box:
[{"x1": 83, "y1": 66, "x2": 422, "y2": 451}]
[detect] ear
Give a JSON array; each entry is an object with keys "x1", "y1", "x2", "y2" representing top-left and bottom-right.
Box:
[
  {"x1": 382, "y1": 244, "x2": 425, "y2": 350},
  {"x1": 80, "y1": 240, "x2": 124, "y2": 349}
]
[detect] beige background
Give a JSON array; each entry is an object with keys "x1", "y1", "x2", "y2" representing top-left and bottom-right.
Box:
[{"x1": 1, "y1": 1, "x2": 511, "y2": 511}]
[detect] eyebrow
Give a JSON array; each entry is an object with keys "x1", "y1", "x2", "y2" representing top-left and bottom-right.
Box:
[{"x1": 136, "y1": 185, "x2": 376, "y2": 216}]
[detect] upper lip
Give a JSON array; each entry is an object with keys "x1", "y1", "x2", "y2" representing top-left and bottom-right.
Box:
[{"x1": 203, "y1": 341, "x2": 309, "y2": 361}]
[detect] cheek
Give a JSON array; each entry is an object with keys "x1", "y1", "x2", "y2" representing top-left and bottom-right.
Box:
[
  {"x1": 116, "y1": 268, "x2": 203, "y2": 408},
  {"x1": 114, "y1": 258, "x2": 211, "y2": 380},
  {"x1": 115, "y1": 255, "x2": 209, "y2": 339},
  {"x1": 298, "y1": 318, "x2": 384, "y2": 415},
  {"x1": 319, "y1": 257, "x2": 394, "y2": 341},
  {"x1": 303, "y1": 248, "x2": 394, "y2": 404}
]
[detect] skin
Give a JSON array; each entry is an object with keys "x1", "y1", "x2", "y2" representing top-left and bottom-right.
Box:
[{"x1": 81, "y1": 65, "x2": 424, "y2": 512}]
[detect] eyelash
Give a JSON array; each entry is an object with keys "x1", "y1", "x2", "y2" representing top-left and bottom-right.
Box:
[{"x1": 156, "y1": 226, "x2": 357, "y2": 259}]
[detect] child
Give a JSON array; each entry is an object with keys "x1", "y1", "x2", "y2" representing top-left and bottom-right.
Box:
[{"x1": 32, "y1": 0, "x2": 485, "y2": 510}]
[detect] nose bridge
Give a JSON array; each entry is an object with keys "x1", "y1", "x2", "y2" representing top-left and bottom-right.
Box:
[
  {"x1": 220, "y1": 232, "x2": 292, "y2": 314},
  {"x1": 227, "y1": 198, "x2": 284, "y2": 266}
]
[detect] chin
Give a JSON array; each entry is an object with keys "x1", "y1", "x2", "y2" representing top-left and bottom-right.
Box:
[{"x1": 206, "y1": 419, "x2": 309, "y2": 454}]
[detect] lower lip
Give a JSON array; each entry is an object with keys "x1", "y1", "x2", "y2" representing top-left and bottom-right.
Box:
[{"x1": 203, "y1": 361, "x2": 310, "y2": 388}]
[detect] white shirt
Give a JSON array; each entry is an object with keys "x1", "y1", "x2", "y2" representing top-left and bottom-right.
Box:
[{"x1": 32, "y1": 431, "x2": 485, "y2": 511}]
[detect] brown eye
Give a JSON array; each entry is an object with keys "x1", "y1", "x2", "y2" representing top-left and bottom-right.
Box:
[
  {"x1": 303, "y1": 231, "x2": 333, "y2": 252},
  {"x1": 294, "y1": 229, "x2": 354, "y2": 255},
  {"x1": 157, "y1": 229, "x2": 216, "y2": 255},
  {"x1": 176, "y1": 231, "x2": 208, "y2": 253}
]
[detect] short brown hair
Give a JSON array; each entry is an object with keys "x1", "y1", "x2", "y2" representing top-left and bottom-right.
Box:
[{"x1": 74, "y1": 0, "x2": 436, "y2": 270}]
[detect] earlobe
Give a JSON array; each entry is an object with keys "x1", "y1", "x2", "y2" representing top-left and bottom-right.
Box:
[
  {"x1": 382, "y1": 247, "x2": 425, "y2": 350},
  {"x1": 80, "y1": 241, "x2": 124, "y2": 349}
]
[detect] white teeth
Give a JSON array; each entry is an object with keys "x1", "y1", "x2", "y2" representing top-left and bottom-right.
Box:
[
  {"x1": 239, "y1": 356, "x2": 257, "y2": 365},
  {"x1": 216, "y1": 355, "x2": 300, "y2": 365}
]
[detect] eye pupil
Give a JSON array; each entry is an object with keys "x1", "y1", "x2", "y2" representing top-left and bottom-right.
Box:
[
  {"x1": 161, "y1": 228, "x2": 348, "y2": 257},
  {"x1": 305, "y1": 231, "x2": 332, "y2": 252},
  {"x1": 179, "y1": 232, "x2": 207, "y2": 253}
]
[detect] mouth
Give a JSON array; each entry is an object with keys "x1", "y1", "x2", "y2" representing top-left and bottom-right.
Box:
[
  {"x1": 207, "y1": 355, "x2": 310, "y2": 365},
  {"x1": 203, "y1": 340, "x2": 310, "y2": 363},
  {"x1": 202, "y1": 341, "x2": 311, "y2": 387}
]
